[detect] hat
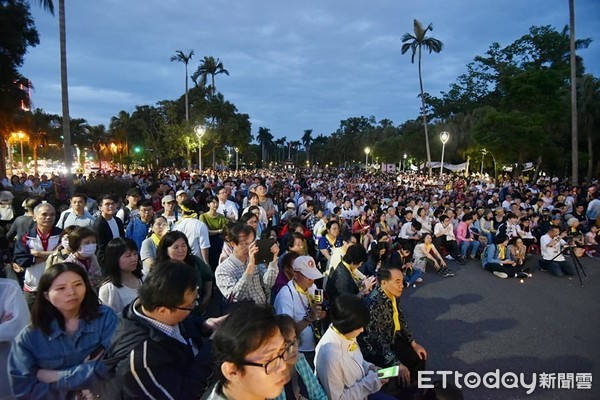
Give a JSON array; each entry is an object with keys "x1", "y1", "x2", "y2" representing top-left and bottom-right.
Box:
[
  {"x1": 176, "y1": 190, "x2": 187, "y2": 197},
  {"x1": 162, "y1": 195, "x2": 175, "y2": 204},
  {"x1": 126, "y1": 188, "x2": 141, "y2": 197},
  {"x1": 287, "y1": 202, "x2": 296, "y2": 209},
  {"x1": 292, "y1": 256, "x2": 323, "y2": 280}
]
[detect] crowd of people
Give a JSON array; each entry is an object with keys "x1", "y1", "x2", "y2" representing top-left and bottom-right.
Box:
[{"x1": 0, "y1": 166, "x2": 599, "y2": 399}]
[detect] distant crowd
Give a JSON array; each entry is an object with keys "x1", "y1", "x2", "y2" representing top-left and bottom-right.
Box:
[{"x1": 0, "y1": 166, "x2": 598, "y2": 399}]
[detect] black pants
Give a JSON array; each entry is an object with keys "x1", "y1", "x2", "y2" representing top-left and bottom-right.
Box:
[
  {"x1": 368, "y1": 335, "x2": 426, "y2": 383},
  {"x1": 433, "y1": 237, "x2": 460, "y2": 259}
]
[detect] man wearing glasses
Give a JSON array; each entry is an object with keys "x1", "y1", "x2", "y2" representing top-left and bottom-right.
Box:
[
  {"x1": 206, "y1": 304, "x2": 291, "y2": 399},
  {"x1": 92, "y1": 194, "x2": 124, "y2": 270},
  {"x1": 104, "y1": 261, "x2": 216, "y2": 399}
]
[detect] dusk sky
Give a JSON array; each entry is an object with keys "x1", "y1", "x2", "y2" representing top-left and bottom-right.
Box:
[{"x1": 20, "y1": 0, "x2": 600, "y2": 142}]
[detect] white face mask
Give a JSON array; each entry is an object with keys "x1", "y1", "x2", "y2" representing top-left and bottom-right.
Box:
[
  {"x1": 78, "y1": 243, "x2": 97, "y2": 258},
  {"x1": 61, "y1": 236, "x2": 70, "y2": 251}
]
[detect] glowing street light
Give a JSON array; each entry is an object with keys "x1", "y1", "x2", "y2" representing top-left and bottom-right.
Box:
[
  {"x1": 364, "y1": 147, "x2": 370, "y2": 169},
  {"x1": 439, "y1": 131, "x2": 450, "y2": 177},
  {"x1": 11, "y1": 131, "x2": 28, "y2": 170},
  {"x1": 403, "y1": 153, "x2": 407, "y2": 172},
  {"x1": 194, "y1": 125, "x2": 206, "y2": 172},
  {"x1": 234, "y1": 147, "x2": 239, "y2": 170}
]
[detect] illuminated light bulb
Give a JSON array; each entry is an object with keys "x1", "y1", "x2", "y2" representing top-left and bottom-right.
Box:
[{"x1": 520, "y1": 279, "x2": 524, "y2": 284}]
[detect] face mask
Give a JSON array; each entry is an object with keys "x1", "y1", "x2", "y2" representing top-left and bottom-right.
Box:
[
  {"x1": 78, "y1": 243, "x2": 97, "y2": 258},
  {"x1": 61, "y1": 236, "x2": 70, "y2": 251}
]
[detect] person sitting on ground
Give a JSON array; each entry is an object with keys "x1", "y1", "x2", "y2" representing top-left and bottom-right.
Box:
[
  {"x1": 482, "y1": 234, "x2": 529, "y2": 279},
  {"x1": 273, "y1": 314, "x2": 328, "y2": 400},
  {"x1": 412, "y1": 233, "x2": 454, "y2": 278},
  {"x1": 103, "y1": 261, "x2": 214, "y2": 399},
  {"x1": 206, "y1": 303, "x2": 290, "y2": 400},
  {"x1": 455, "y1": 213, "x2": 481, "y2": 260},
  {"x1": 98, "y1": 238, "x2": 144, "y2": 313},
  {"x1": 358, "y1": 265, "x2": 427, "y2": 387},
  {"x1": 539, "y1": 226, "x2": 577, "y2": 278},
  {"x1": 391, "y1": 242, "x2": 425, "y2": 287},
  {"x1": 433, "y1": 215, "x2": 465, "y2": 265},
  {"x1": 315, "y1": 294, "x2": 396, "y2": 400},
  {"x1": 584, "y1": 225, "x2": 599, "y2": 257},
  {"x1": 508, "y1": 237, "x2": 528, "y2": 269}
]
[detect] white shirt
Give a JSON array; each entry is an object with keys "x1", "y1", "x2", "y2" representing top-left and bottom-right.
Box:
[
  {"x1": 217, "y1": 200, "x2": 238, "y2": 222},
  {"x1": 273, "y1": 280, "x2": 317, "y2": 352},
  {"x1": 434, "y1": 221, "x2": 455, "y2": 241},
  {"x1": 174, "y1": 218, "x2": 210, "y2": 257},
  {"x1": 540, "y1": 234, "x2": 566, "y2": 262}
]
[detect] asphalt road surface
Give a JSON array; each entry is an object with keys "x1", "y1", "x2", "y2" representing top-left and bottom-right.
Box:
[{"x1": 400, "y1": 254, "x2": 600, "y2": 400}]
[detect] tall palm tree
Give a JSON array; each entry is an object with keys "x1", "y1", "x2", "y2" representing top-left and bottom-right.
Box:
[
  {"x1": 302, "y1": 129, "x2": 313, "y2": 163},
  {"x1": 257, "y1": 127, "x2": 273, "y2": 165},
  {"x1": 30, "y1": 0, "x2": 73, "y2": 192},
  {"x1": 401, "y1": 19, "x2": 443, "y2": 175},
  {"x1": 170, "y1": 50, "x2": 194, "y2": 122},
  {"x1": 192, "y1": 56, "x2": 229, "y2": 96},
  {"x1": 28, "y1": 108, "x2": 54, "y2": 175}
]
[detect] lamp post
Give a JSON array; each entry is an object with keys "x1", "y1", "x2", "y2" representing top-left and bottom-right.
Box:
[
  {"x1": 234, "y1": 147, "x2": 239, "y2": 170},
  {"x1": 439, "y1": 131, "x2": 450, "y2": 177},
  {"x1": 364, "y1": 147, "x2": 370, "y2": 169},
  {"x1": 403, "y1": 153, "x2": 407, "y2": 172},
  {"x1": 194, "y1": 125, "x2": 205, "y2": 172},
  {"x1": 480, "y1": 148, "x2": 488, "y2": 175}
]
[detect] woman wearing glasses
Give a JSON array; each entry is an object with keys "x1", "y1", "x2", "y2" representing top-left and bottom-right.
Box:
[{"x1": 207, "y1": 304, "x2": 291, "y2": 400}]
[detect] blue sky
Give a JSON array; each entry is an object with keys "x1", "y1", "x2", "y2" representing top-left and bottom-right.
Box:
[{"x1": 21, "y1": 0, "x2": 600, "y2": 142}]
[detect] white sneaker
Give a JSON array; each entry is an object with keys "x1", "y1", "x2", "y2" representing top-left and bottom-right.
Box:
[
  {"x1": 493, "y1": 271, "x2": 508, "y2": 279},
  {"x1": 416, "y1": 278, "x2": 423, "y2": 283},
  {"x1": 445, "y1": 255, "x2": 454, "y2": 260}
]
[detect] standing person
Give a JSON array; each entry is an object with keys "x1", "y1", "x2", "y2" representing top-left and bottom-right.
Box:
[
  {"x1": 216, "y1": 223, "x2": 280, "y2": 306},
  {"x1": 63, "y1": 227, "x2": 102, "y2": 290},
  {"x1": 115, "y1": 188, "x2": 141, "y2": 229},
  {"x1": 6, "y1": 196, "x2": 43, "y2": 242},
  {"x1": 55, "y1": 194, "x2": 95, "y2": 230},
  {"x1": 98, "y1": 238, "x2": 144, "y2": 313},
  {"x1": 103, "y1": 261, "x2": 214, "y2": 399},
  {"x1": 157, "y1": 194, "x2": 179, "y2": 230},
  {"x1": 92, "y1": 194, "x2": 124, "y2": 272},
  {"x1": 317, "y1": 220, "x2": 343, "y2": 272},
  {"x1": 273, "y1": 256, "x2": 326, "y2": 367},
  {"x1": 125, "y1": 199, "x2": 154, "y2": 252},
  {"x1": 216, "y1": 186, "x2": 239, "y2": 222},
  {"x1": 8, "y1": 263, "x2": 117, "y2": 400},
  {"x1": 256, "y1": 183, "x2": 277, "y2": 223},
  {"x1": 315, "y1": 294, "x2": 394, "y2": 400},
  {"x1": 206, "y1": 303, "x2": 290, "y2": 400},
  {"x1": 175, "y1": 199, "x2": 211, "y2": 265},
  {"x1": 200, "y1": 196, "x2": 229, "y2": 268},
  {"x1": 539, "y1": 226, "x2": 577, "y2": 278},
  {"x1": 140, "y1": 216, "x2": 169, "y2": 274},
  {"x1": 13, "y1": 203, "x2": 61, "y2": 307},
  {"x1": 0, "y1": 278, "x2": 29, "y2": 400},
  {"x1": 358, "y1": 265, "x2": 428, "y2": 386},
  {"x1": 155, "y1": 231, "x2": 213, "y2": 315}
]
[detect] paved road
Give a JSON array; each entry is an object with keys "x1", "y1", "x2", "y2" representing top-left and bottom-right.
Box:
[{"x1": 401, "y1": 254, "x2": 600, "y2": 400}]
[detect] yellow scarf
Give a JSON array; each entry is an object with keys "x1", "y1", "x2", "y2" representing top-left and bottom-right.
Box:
[
  {"x1": 498, "y1": 245, "x2": 506, "y2": 260},
  {"x1": 331, "y1": 325, "x2": 358, "y2": 352},
  {"x1": 383, "y1": 287, "x2": 401, "y2": 333},
  {"x1": 342, "y1": 261, "x2": 361, "y2": 285},
  {"x1": 293, "y1": 281, "x2": 314, "y2": 308},
  {"x1": 425, "y1": 243, "x2": 433, "y2": 252},
  {"x1": 326, "y1": 234, "x2": 337, "y2": 248},
  {"x1": 151, "y1": 233, "x2": 161, "y2": 247}
]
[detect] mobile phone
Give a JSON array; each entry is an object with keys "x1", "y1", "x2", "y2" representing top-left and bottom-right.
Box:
[
  {"x1": 255, "y1": 239, "x2": 275, "y2": 264},
  {"x1": 377, "y1": 365, "x2": 400, "y2": 379},
  {"x1": 89, "y1": 346, "x2": 104, "y2": 359}
]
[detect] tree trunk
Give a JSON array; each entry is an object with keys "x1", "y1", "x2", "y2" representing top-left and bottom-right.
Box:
[
  {"x1": 59, "y1": 0, "x2": 73, "y2": 195},
  {"x1": 587, "y1": 130, "x2": 594, "y2": 183},
  {"x1": 418, "y1": 45, "x2": 432, "y2": 176},
  {"x1": 569, "y1": 0, "x2": 578, "y2": 185},
  {"x1": 185, "y1": 64, "x2": 189, "y2": 122},
  {"x1": 33, "y1": 143, "x2": 38, "y2": 175},
  {"x1": 0, "y1": 136, "x2": 7, "y2": 177}
]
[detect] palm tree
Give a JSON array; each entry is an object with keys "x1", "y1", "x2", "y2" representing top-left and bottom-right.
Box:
[
  {"x1": 28, "y1": 109, "x2": 54, "y2": 175},
  {"x1": 170, "y1": 50, "x2": 194, "y2": 122},
  {"x1": 302, "y1": 129, "x2": 313, "y2": 163},
  {"x1": 257, "y1": 127, "x2": 273, "y2": 165},
  {"x1": 569, "y1": 0, "x2": 578, "y2": 185},
  {"x1": 87, "y1": 124, "x2": 110, "y2": 168},
  {"x1": 579, "y1": 74, "x2": 600, "y2": 181},
  {"x1": 273, "y1": 138, "x2": 286, "y2": 162},
  {"x1": 30, "y1": 0, "x2": 73, "y2": 192},
  {"x1": 401, "y1": 19, "x2": 443, "y2": 175},
  {"x1": 191, "y1": 56, "x2": 229, "y2": 96}
]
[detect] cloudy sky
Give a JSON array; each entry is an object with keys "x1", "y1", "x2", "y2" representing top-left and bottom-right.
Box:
[{"x1": 21, "y1": 0, "x2": 600, "y2": 142}]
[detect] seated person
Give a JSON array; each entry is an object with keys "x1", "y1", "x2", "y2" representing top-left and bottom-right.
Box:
[
  {"x1": 455, "y1": 213, "x2": 480, "y2": 260},
  {"x1": 538, "y1": 226, "x2": 577, "y2": 278},
  {"x1": 482, "y1": 234, "x2": 529, "y2": 279},
  {"x1": 358, "y1": 265, "x2": 427, "y2": 386},
  {"x1": 206, "y1": 304, "x2": 290, "y2": 400},
  {"x1": 326, "y1": 245, "x2": 376, "y2": 305},
  {"x1": 103, "y1": 261, "x2": 214, "y2": 399},
  {"x1": 315, "y1": 294, "x2": 395, "y2": 400}
]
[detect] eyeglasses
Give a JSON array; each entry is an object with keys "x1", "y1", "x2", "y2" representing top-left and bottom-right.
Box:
[
  {"x1": 240, "y1": 339, "x2": 296, "y2": 375},
  {"x1": 174, "y1": 298, "x2": 198, "y2": 312}
]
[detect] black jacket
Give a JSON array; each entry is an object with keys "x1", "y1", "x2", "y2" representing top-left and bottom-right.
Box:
[
  {"x1": 325, "y1": 262, "x2": 360, "y2": 305},
  {"x1": 92, "y1": 215, "x2": 124, "y2": 269},
  {"x1": 103, "y1": 301, "x2": 212, "y2": 399}
]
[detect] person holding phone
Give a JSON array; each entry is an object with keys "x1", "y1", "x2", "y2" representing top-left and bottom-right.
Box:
[
  {"x1": 8, "y1": 263, "x2": 117, "y2": 400},
  {"x1": 216, "y1": 223, "x2": 280, "y2": 306}
]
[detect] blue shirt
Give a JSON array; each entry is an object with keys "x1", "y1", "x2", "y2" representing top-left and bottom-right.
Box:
[
  {"x1": 8, "y1": 305, "x2": 117, "y2": 400},
  {"x1": 125, "y1": 216, "x2": 151, "y2": 251}
]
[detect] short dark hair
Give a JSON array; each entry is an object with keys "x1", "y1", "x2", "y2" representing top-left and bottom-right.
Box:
[
  {"x1": 343, "y1": 244, "x2": 367, "y2": 264},
  {"x1": 275, "y1": 314, "x2": 297, "y2": 340},
  {"x1": 156, "y1": 231, "x2": 194, "y2": 265},
  {"x1": 411, "y1": 220, "x2": 422, "y2": 231},
  {"x1": 98, "y1": 193, "x2": 117, "y2": 205},
  {"x1": 240, "y1": 212, "x2": 258, "y2": 225},
  {"x1": 212, "y1": 304, "x2": 281, "y2": 386},
  {"x1": 229, "y1": 222, "x2": 256, "y2": 245},
  {"x1": 462, "y1": 213, "x2": 474, "y2": 222},
  {"x1": 326, "y1": 220, "x2": 339, "y2": 231},
  {"x1": 330, "y1": 294, "x2": 370, "y2": 335},
  {"x1": 32, "y1": 263, "x2": 101, "y2": 335},
  {"x1": 377, "y1": 264, "x2": 404, "y2": 283},
  {"x1": 71, "y1": 193, "x2": 88, "y2": 202},
  {"x1": 68, "y1": 227, "x2": 97, "y2": 253},
  {"x1": 138, "y1": 198, "x2": 153, "y2": 209},
  {"x1": 439, "y1": 215, "x2": 449, "y2": 223},
  {"x1": 495, "y1": 234, "x2": 509, "y2": 244},
  {"x1": 138, "y1": 260, "x2": 197, "y2": 311},
  {"x1": 103, "y1": 238, "x2": 143, "y2": 287},
  {"x1": 286, "y1": 232, "x2": 305, "y2": 250}
]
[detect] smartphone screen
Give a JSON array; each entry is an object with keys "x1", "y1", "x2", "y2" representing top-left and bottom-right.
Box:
[
  {"x1": 377, "y1": 365, "x2": 399, "y2": 379},
  {"x1": 255, "y1": 239, "x2": 275, "y2": 264}
]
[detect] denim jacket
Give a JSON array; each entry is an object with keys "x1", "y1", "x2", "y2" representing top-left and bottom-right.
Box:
[
  {"x1": 8, "y1": 305, "x2": 117, "y2": 400},
  {"x1": 481, "y1": 244, "x2": 513, "y2": 268}
]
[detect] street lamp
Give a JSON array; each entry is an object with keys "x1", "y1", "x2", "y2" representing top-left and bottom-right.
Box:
[
  {"x1": 11, "y1": 131, "x2": 27, "y2": 170},
  {"x1": 364, "y1": 147, "x2": 370, "y2": 169},
  {"x1": 234, "y1": 147, "x2": 239, "y2": 170},
  {"x1": 194, "y1": 125, "x2": 206, "y2": 172},
  {"x1": 480, "y1": 148, "x2": 488, "y2": 175},
  {"x1": 439, "y1": 131, "x2": 450, "y2": 177},
  {"x1": 403, "y1": 153, "x2": 407, "y2": 172}
]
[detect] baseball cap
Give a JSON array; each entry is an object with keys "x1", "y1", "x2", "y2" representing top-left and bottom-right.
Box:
[
  {"x1": 162, "y1": 195, "x2": 175, "y2": 204},
  {"x1": 287, "y1": 202, "x2": 296, "y2": 209},
  {"x1": 176, "y1": 190, "x2": 187, "y2": 197},
  {"x1": 292, "y1": 256, "x2": 323, "y2": 280}
]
